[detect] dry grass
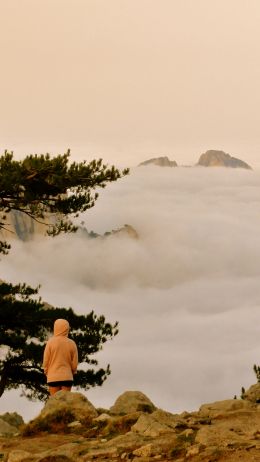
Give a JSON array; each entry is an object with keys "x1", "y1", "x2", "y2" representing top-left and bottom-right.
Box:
[
  {"x1": 102, "y1": 412, "x2": 141, "y2": 437},
  {"x1": 21, "y1": 409, "x2": 76, "y2": 436}
]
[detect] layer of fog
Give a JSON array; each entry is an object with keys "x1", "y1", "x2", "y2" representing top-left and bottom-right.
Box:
[{"x1": 1, "y1": 167, "x2": 260, "y2": 421}]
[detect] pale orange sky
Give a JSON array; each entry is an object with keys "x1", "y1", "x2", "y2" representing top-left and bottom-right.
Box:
[{"x1": 0, "y1": 0, "x2": 260, "y2": 167}]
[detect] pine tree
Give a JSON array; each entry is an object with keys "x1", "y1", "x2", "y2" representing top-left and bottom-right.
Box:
[
  {"x1": 0, "y1": 149, "x2": 128, "y2": 252},
  {"x1": 0, "y1": 282, "x2": 118, "y2": 401},
  {"x1": 0, "y1": 150, "x2": 128, "y2": 400}
]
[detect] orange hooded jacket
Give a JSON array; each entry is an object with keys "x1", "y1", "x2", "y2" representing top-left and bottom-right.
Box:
[{"x1": 43, "y1": 319, "x2": 78, "y2": 383}]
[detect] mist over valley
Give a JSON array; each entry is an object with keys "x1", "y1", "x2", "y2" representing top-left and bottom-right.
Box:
[{"x1": 1, "y1": 166, "x2": 260, "y2": 421}]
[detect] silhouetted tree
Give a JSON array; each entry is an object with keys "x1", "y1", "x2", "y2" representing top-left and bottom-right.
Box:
[{"x1": 0, "y1": 282, "x2": 118, "y2": 401}]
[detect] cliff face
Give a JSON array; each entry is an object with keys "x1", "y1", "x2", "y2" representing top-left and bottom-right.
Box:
[
  {"x1": 0, "y1": 210, "x2": 49, "y2": 242},
  {"x1": 197, "y1": 150, "x2": 252, "y2": 169},
  {"x1": 139, "y1": 156, "x2": 178, "y2": 167},
  {"x1": 0, "y1": 213, "x2": 139, "y2": 243}
]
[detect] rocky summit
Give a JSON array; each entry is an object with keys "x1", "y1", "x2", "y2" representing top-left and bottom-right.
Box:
[
  {"x1": 1, "y1": 385, "x2": 260, "y2": 461},
  {"x1": 139, "y1": 157, "x2": 178, "y2": 167},
  {"x1": 197, "y1": 150, "x2": 252, "y2": 169}
]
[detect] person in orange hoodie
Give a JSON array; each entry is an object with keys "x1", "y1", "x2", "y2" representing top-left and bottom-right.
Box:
[{"x1": 43, "y1": 318, "x2": 78, "y2": 395}]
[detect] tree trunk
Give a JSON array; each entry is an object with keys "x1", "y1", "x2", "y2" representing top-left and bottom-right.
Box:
[{"x1": 0, "y1": 363, "x2": 9, "y2": 397}]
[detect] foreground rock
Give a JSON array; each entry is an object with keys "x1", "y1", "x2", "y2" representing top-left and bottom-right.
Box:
[
  {"x1": 139, "y1": 156, "x2": 178, "y2": 167},
  {"x1": 198, "y1": 398, "x2": 254, "y2": 418},
  {"x1": 0, "y1": 418, "x2": 19, "y2": 436},
  {"x1": 197, "y1": 150, "x2": 252, "y2": 169},
  {"x1": 23, "y1": 391, "x2": 97, "y2": 435},
  {"x1": 132, "y1": 409, "x2": 186, "y2": 437},
  {"x1": 0, "y1": 412, "x2": 24, "y2": 436},
  {"x1": 1, "y1": 387, "x2": 260, "y2": 461},
  {"x1": 110, "y1": 390, "x2": 156, "y2": 415},
  {"x1": 41, "y1": 390, "x2": 97, "y2": 420},
  {"x1": 243, "y1": 382, "x2": 260, "y2": 403}
]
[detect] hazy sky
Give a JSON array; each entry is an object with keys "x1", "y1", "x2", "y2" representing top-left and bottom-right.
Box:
[
  {"x1": 1, "y1": 167, "x2": 260, "y2": 421},
  {"x1": 0, "y1": 0, "x2": 260, "y2": 166},
  {"x1": 1, "y1": 1, "x2": 260, "y2": 422}
]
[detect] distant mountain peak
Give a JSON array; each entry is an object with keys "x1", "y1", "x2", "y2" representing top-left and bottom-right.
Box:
[
  {"x1": 139, "y1": 156, "x2": 178, "y2": 167},
  {"x1": 197, "y1": 150, "x2": 252, "y2": 169}
]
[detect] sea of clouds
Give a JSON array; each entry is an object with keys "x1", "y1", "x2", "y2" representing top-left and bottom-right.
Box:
[{"x1": 1, "y1": 166, "x2": 260, "y2": 421}]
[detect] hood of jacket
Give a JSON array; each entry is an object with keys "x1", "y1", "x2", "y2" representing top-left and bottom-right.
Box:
[{"x1": 54, "y1": 319, "x2": 70, "y2": 337}]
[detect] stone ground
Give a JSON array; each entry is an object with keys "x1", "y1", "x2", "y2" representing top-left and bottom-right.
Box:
[
  {"x1": 0, "y1": 434, "x2": 260, "y2": 461},
  {"x1": 0, "y1": 388, "x2": 260, "y2": 462}
]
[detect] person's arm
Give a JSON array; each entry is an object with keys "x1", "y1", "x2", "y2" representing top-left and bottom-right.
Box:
[
  {"x1": 43, "y1": 342, "x2": 51, "y2": 376},
  {"x1": 71, "y1": 343, "x2": 78, "y2": 375}
]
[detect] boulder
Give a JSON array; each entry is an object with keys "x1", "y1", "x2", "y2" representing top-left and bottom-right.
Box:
[
  {"x1": 23, "y1": 391, "x2": 97, "y2": 435},
  {"x1": 195, "y1": 408, "x2": 260, "y2": 448},
  {"x1": 37, "y1": 442, "x2": 79, "y2": 461},
  {"x1": 110, "y1": 391, "x2": 156, "y2": 415},
  {"x1": 93, "y1": 413, "x2": 111, "y2": 423},
  {"x1": 198, "y1": 399, "x2": 254, "y2": 418},
  {"x1": 243, "y1": 383, "x2": 260, "y2": 403},
  {"x1": 104, "y1": 431, "x2": 146, "y2": 452},
  {"x1": 40, "y1": 391, "x2": 97, "y2": 422},
  {"x1": 67, "y1": 421, "x2": 82, "y2": 428},
  {"x1": 0, "y1": 417, "x2": 19, "y2": 436},
  {"x1": 133, "y1": 443, "x2": 153, "y2": 457},
  {"x1": 6, "y1": 450, "x2": 33, "y2": 462},
  {"x1": 0, "y1": 412, "x2": 24, "y2": 428},
  {"x1": 132, "y1": 414, "x2": 165, "y2": 437},
  {"x1": 186, "y1": 445, "x2": 200, "y2": 458},
  {"x1": 132, "y1": 409, "x2": 183, "y2": 437},
  {"x1": 151, "y1": 409, "x2": 185, "y2": 428},
  {"x1": 196, "y1": 150, "x2": 252, "y2": 169},
  {"x1": 80, "y1": 446, "x2": 118, "y2": 459}
]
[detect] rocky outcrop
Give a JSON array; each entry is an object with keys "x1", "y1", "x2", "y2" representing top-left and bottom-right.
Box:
[
  {"x1": 2, "y1": 216, "x2": 139, "y2": 243},
  {"x1": 109, "y1": 390, "x2": 156, "y2": 415},
  {"x1": 0, "y1": 209, "x2": 56, "y2": 245},
  {"x1": 0, "y1": 412, "x2": 24, "y2": 428},
  {"x1": 132, "y1": 409, "x2": 184, "y2": 437},
  {"x1": 242, "y1": 383, "x2": 260, "y2": 403},
  {"x1": 0, "y1": 418, "x2": 19, "y2": 436},
  {"x1": 0, "y1": 412, "x2": 24, "y2": 436},
  {"x1": 197, "y1": 150, "x2": 252, "y2": 169},
  {"x1": 23, "y1": 391, "x2": 98, "y2": 435},
  {"x1": 138, "y1": 151, "x2": 252, "y2": 169},
  {"x1": 78, "y1": 223, "x2": 139, "y2": 240},
  {"x1": 139, "y1": 156, "x2": 178, "y2": 167},
  {"x1": 198, "y1": 398, "x2": 254, "y2": 418},
  {"x1": 41, "y1": 390, "x2": 98, "y2": 420},
  {"x1": 0, "y1": 210, "x2": 51, "y2": 242},
  {"x1": 2, "y1": 386, "x2": 260, "y2": 462},
  {"x1": 103, "y1": 224, "x2": 139, "y2": 239}
]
